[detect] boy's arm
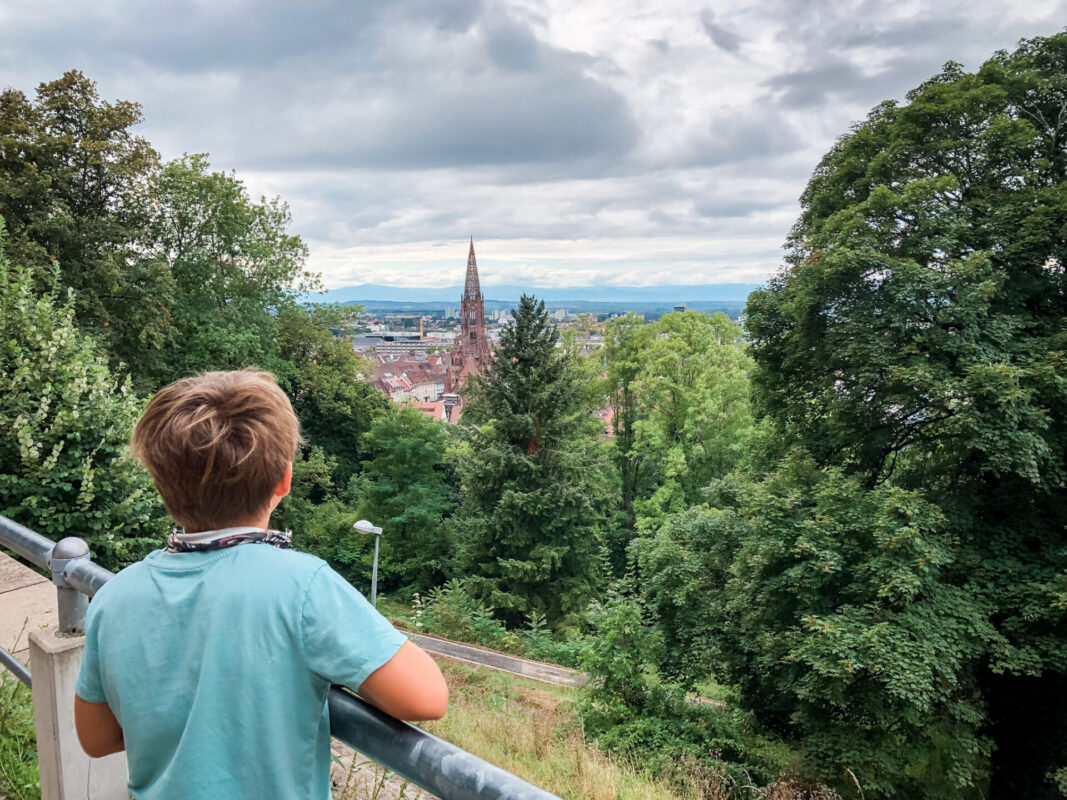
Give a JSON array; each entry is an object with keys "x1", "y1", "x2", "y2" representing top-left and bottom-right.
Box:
[
  {"x1": 302, "y1": 565, "x2": 448, "y2": 721},
  {"x1": 74, "y1": 696, "x2": 125, "y2": 758},
  {"x1": 357, "y1": 640, "x2": 449, "y2": 720}
]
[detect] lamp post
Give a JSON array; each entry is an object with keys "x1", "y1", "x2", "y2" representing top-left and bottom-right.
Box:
[{"x1": 353, "y1": 519, "x2": 383, "y2": 607}]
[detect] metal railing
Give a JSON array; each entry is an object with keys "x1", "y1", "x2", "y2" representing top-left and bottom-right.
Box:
[{"x1": 0, "y1": 514, "x2": 562, "y2": 800}]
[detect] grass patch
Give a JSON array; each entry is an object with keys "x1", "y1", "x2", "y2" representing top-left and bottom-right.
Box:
[
  {"x1": 426, "y1": 660, "x2": 840, "y2": 800},
  {"x1": 0, "y1": 672, "x2": 39, "y2": 800},
  {"x1": 374, "y1": 595, "x2": 417, "y2": 630},
  {"x1": 424, "y1": 659, "x2": 685, "y2": 800}
]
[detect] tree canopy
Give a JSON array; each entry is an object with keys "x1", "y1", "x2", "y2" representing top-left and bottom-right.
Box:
[{"x1": 735, "y1": 33, "x2": 1067, "y2": 797}]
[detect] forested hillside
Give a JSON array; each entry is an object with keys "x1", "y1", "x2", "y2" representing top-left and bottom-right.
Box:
[{"x1": 1, "y1": 32, "x2": 1065, "y2": 800}]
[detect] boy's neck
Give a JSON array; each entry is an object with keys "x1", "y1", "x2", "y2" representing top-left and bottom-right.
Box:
[{"x1": 185, "y1": 510, "x2": 273, "y2": 534}]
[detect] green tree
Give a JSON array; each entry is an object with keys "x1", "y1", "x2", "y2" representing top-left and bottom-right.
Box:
[
  {"x1": 351, "y1": 406, "x2": 455, "y2": 593},
  {"x1": 627, "y1": 311, "x2": 754, "y2": 534},
  {"x1": 456, "y1": 294, "x2": 612, "y2": 626},
  {"x1": 603, "y1": 313, "x2": 653, "y2": 536},
  {"x1": 740, "y1": 33, "x2": 1067, "y2": 797},
  {"x1": 0, "y1": 71, "x2": 167, "y2": 365},
  {"x1": 601, "y1": 311, "x2": 754, "y2": 556},
  {"x1": 0, "y1": 229, "x2": 166, "y2": 568},
  {"x1": 639, "y1": 458, "x2": 995, "y2": 798},
  {"x1": 273, "y1": 302, "x2": 388, "y2": 488},
  {"x1": 133, "y1": 154, "x2": 313, "y2": 387}
]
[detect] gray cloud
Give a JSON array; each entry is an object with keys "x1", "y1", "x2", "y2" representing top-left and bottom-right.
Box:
[
  {"x1": 1, "y1": 1, "x2": 637, "y2": 172},
  {"x1": 700, "y1": 9, "x2": 743, "y2": 53},
  {"x1": 0, "y1": 0, "x2": 1060, "y2": 287},
  {"x1": 763, "y1": 56, "x2": 927, "y2": 109}
]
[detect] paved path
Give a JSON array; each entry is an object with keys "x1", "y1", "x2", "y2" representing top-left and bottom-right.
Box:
[
  {"x1": 0, "y1": 551, "x2": 57, "y2": 664},
  {"x1": 404, "y1": 630, "x2": 586, "y2": 688}
]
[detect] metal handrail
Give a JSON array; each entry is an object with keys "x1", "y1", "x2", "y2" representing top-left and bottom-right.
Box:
[
  {"x1": 0, "y1": 515, "x2": 561, "y2": 800},
  {"x1": 0, "y1": 644, "x2": 31, "y2": 687}
]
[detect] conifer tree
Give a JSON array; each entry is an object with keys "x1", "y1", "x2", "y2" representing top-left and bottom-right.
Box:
[{"x1": 456, "y1": 294, "x2": 610, "y2": 627}]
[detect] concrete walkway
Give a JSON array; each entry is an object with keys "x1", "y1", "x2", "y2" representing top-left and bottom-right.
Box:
[{"x1": 0, "y1": 551, "x2": 57, "y2": 663}]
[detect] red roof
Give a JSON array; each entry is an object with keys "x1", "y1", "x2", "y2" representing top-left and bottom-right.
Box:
[{"x1": 413, "y1": 401, "x2": 445, "y2": 420}]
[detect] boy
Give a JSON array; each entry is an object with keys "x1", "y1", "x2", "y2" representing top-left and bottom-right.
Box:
[{"x1": 74, "y1": 370, "x2": 448, "y2": 799}]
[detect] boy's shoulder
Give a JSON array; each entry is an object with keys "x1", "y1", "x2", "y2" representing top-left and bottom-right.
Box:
[
  {"x1": 219, "y1": 543, "x2": 327, "y2": 570},
  {"x1": 91, "y1": 546, "x2": 331, "y2": 606}
]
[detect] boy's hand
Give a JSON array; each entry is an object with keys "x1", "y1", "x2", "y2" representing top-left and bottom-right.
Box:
[{"x1": 357, "y1": 641, "x2": 448, "y2": 721}]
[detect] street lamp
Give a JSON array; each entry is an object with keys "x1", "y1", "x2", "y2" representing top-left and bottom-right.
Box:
[{"x1": 353, "y1": 519, "x2": 383, "y2": 607}]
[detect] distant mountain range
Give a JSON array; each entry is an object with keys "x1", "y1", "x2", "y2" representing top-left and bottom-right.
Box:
[{"x1": 305, "y1": 283, "x2": 762, "y2": 304}]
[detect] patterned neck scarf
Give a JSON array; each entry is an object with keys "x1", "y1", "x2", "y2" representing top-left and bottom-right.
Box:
[{"x1": 165, "y1": 526, "x2": 293, "y2": 553}]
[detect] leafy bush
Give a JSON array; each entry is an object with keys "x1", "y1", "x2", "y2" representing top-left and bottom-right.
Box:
[
  {"x1": 416, "y1": 579, "x2": 521, "y2": 653},
  {"x1": 577, "y1": 591, "x2": 790, "y2": 798},
  {"x1": 0, "y1": 230, "x2": 166, "y2": 568},
  {"x1": 520, "y1": 611, "x2": 583, "y2": 668}
]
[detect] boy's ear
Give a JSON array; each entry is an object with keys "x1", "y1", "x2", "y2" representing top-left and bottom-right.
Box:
[{"x1": 274, "y1": 462, "x2": 293, "y2": 500}]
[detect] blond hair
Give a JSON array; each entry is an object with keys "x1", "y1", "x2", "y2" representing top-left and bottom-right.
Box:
[{"x1": 131, "y1": 371, "x2": 302, "y2": 532}]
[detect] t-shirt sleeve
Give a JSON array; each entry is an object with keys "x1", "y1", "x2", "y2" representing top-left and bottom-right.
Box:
[
  {"x1": 301, "y1": 565, "x2": 408, "y2": 690},
  {"x1": 74, "y1": 600, "x2": 107, "y2": 703}
]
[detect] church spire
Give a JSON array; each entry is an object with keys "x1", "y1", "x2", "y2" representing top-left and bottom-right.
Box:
[
  {"x1": 464, "y1": 237, "x2": 482, "y2": 300},
  {"x1": 446, "y1": 238, "x2": 492, "y2": 401}
]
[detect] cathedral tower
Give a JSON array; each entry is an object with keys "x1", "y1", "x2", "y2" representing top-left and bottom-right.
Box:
[{"x1": 445, "y1": 238, "x2": 492, "y2": 395}]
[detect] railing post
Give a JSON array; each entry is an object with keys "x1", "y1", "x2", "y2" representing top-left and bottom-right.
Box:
[
  {"x1": 48, "y1": 537, "x2": 90, "y2": 635},
  {"x1": 29, "y1": 535, "x2": 128, "y2": 799},
  {"x1": 29, "y1": 628, "x2": 128, "y2": 799}
]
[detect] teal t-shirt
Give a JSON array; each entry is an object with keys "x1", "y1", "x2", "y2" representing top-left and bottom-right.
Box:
[{"x1": 75, "y1": 545, "x2": 408, "y2": 800}]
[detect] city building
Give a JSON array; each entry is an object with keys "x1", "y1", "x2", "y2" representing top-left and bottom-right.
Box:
[
  {"x1": 352, "y1": 332, "x2": 448, "y2": 357},
  {"x1": 413, "y1": 401, "x2": 446, "y2": 421},
  {"x1": 444, "y1": 239, "x2": 492, "y2": 403}
]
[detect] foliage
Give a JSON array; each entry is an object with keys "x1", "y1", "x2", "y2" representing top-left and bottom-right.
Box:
[
  {"x1": 411, "y1": 582, "x2": 585, "y2": 666},
  {"x1": 349, "y1": 406, "x2": 456, "y2": 594},
  {"x1": 520, "y1": 610, "x2": 583, "y2": 668},
  {"x1": 0, "y1": 70, "x2": 163, "y2": 368},
  {"x1": 0, "y1": 232, "x2": 166, "y2": 568},
  {"x1": 416, "y1": 579, "x2": 520, "y2": 653},
  {"x1": 578, "y1": 590, "x2": 790, "y2": 797},
  {"x1": 640, "y1": 458, "x2": 999, "y2": 798},
  {"x1": 456, "y1": 294, "x2": 612, "y2": 627},
  {"x1": 132, "y1": 153, "x2": 313, "y2": 387},
  {"x1": 629, "y1": 311, "x2": 754, "y2": 535},
  {"x1": 739, "y1": 33, "x2": 1067, "y2": 798},
  {"x1": 602, "y1": 313, "x2": 654, "y2": 562},
  {"x1": 273, "y1": 302, "x2": 388, "y2": 487}
]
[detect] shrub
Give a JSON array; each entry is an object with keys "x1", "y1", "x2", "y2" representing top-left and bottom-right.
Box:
[{"x1": 0, "y1": 229, "x2": 165, "y2": 568}]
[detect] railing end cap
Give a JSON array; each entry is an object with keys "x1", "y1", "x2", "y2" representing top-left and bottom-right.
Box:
[{"x1": 52, "y1": 537, "x2": 90, "y2": 560}]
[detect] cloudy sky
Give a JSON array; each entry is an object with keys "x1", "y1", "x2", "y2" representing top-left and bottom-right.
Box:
[{"x1": 0, "y1": 1, "x2": 1063, "y2": 289}]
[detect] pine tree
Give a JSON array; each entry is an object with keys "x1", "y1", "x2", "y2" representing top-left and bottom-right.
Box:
[{"x1": 456, "y1": 294, "x2": 610, "y2": 627}]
